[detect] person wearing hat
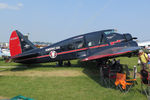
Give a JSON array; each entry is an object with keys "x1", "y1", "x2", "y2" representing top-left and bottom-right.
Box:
[
  {"x1": 147, "y1": 52, "x2": 150, "y2": 69},
  {"x1": 138, "y1": 50, "x2": 148, "y2": 69}
]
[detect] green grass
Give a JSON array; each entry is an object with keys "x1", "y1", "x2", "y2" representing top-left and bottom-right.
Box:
[
  {"x1": 0, "y1": 57, "x2": 147, "y2": 100},
  {"x1": 0, "y1": 58, "x2": 21, "y2": 66},
  {"x1": 0, "y1": 76, "x2": 146, "y2": 100},
  {"x1": 116, "y1": 57, "x2": 141, "y2": 71}
]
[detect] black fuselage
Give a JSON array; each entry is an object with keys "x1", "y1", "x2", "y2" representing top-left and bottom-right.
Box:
[{"x1": 12, "y1": 29, "x2": 138, "y2": 64}]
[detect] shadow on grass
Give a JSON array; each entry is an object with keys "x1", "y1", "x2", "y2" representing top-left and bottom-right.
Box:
[
  {"x1": 81, "y1": 61, "x2": 136, "y2": 90},
  {"x1": 82, "y1": 66, "x2": 115, "y2": 89},
  {"x1": 80, "y1": 61, "x2": 112, "y2": 88}
]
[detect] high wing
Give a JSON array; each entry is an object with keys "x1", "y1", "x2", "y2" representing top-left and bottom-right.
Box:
[{"x1": 81, "y1": 46, "x2": 140, "y2": 61}]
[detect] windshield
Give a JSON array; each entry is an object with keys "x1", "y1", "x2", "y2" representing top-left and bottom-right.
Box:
[{"x1": 104, "y1": 29, "x2": 117, "y2": 35}]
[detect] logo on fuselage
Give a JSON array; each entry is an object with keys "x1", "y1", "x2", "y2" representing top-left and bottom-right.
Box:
[{"x1": 49, "y1": 51, "x2": 57, "y2": 58}]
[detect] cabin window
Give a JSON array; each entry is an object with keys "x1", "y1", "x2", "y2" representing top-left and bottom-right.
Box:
[
  {"x1": 67, "y1": 44, "x2": 75, "y2": 50},
  {"x1": 60, "y1": 39, "x2": 75, "y2": 51},
  {"x1": 61, "y1": 44, "x2": 74, "y2": 51},
  {"x1": 60, "y1": 36, "x2": 85, "y2": 51},
  {"x1": 85, "y1": 32, "x2": 102, "y2": 47},
  {"x1": 75, "y1": 41, "x2": 84, "y2": 49},
  {"x1": 72, "y1": 36, "x2": 85, "y2": 49}
]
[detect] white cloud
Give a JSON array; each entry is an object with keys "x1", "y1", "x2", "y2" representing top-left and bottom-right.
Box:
[
  {"x1": 0, "y1": 2, "x2": 23, "y2": 10},
  {"x1": 17, "y1": 3, "x2": 23, "y2": 7}
]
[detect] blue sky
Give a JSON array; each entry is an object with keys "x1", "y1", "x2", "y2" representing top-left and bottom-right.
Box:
[{"x1": 0, "y1": 0, "x2": 150, "y2": 43}]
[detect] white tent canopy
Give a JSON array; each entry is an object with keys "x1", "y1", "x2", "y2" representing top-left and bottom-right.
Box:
[{"x1": 138, "y1": 41, "x2": 150, "y2": 49}]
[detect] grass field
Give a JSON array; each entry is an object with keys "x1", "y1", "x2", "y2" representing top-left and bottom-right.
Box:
[{"x1": 0, "y1": 57, "x2": 148, "y2": 100}]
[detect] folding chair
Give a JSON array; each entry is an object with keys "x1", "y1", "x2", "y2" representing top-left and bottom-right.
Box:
[
  {"x1": 115, "y1": 73, "x2": 136, "y2": 93},
  {"x1": 100, "y1": 62, "x2": 123, "y2": 88},
  {"x1": 99, "y1": 60, "x2": 123, "y2": 88},
  {"x1": 107, "y1": 62, "x2": 124, "y2": 88},
  {"x1": 140, "y1": 69, "x2": 150, "y2": 99}
]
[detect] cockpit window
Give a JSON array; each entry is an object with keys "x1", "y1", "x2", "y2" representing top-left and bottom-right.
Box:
[
  {"x1": 124, "y1": 33, "x2": 132, "y2": 41},
  {"x1": 106, "y1": 33, "x2": 124, "y2": 42},
  {"x1": 104, "y1": 29, "x2": 117, "y2": 35}
]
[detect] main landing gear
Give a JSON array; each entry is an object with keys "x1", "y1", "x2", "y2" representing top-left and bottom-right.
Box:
[{"x1": 57, "y1": 60, "x2": 71, "y2": 67}]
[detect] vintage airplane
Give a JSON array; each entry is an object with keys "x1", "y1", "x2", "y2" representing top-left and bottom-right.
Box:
[{"x1": 9, "y1": 29, "x2": 140, "y2": 65}]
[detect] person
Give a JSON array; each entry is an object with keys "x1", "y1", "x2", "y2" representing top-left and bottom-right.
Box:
[
  {"x1": 138, "y1": 50, "x2": 148, "y2": 69},
  {"x1": 147, "y1": 52, "x2": 150, "y2": 69}
]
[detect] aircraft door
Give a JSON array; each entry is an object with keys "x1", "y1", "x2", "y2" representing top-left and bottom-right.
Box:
[{"x1": 59, "y1": 39, "x2": 76, "y2": 60}]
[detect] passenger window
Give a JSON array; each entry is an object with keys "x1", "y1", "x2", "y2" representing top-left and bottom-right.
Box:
[
  {"x1": 60, "y1": 39, "x2": 75, "y2": 51},
  {"x1": 61, "y1": 36, "x2": 85, "y2": 50},
  {"x1": 86, "y1": 32, "x2": 102, "y2": 47},
  {"x1": 67, "y1": 44, "x2": 75, "y2": 50},
  {"x1": 88, "y1": 42, "x2": 92, "y2": 46},
  {"x1": 75, "y1": 41, "x2": 84, "y2": 49}
]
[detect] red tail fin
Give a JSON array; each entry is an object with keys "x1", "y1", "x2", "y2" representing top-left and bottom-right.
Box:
[
  {"x1": 9, "y1": 30, "x2": 37, "y2": 57},
  {"x1": 9, "y1": 30, "x2": 22, "y2": 56}
]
